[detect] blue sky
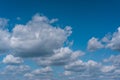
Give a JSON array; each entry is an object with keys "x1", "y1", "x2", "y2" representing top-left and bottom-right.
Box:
[{"x1": 0, "y1": 0, "x2": 120, "y2": 80}]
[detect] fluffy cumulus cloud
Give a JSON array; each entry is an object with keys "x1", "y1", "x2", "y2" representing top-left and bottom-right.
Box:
[
  {"x1": 11, "y1": 14, "x2": 72, "y2": 57},
  {"x1": 5, "y1": 65, "x2": 30, "y2": 72},
  {"x1": 88, "y1": 27, "x2": 120, "y2": 51},
  {"x1": 0, "y1": 65, "x2": 31, "y2": 80},
  {"x1": 87, "y1": 37, "x2": 104, "y2": 51},
  {"x1": 0, "y1": 14, "x2": 72, "y2": 57},
  {"x1": 24, "y1": 67, "x2": 53, "y2": 80},
  {"x1": 25, "y1": 66, "x2": 52, "y2": 75},
  {"x1": 101, "y1": 65, "x2": 116, "y2": 73},
  {"x1": 65, "y1": 60, "x2": 100, "y2": 72},
  {"x1": 0, "y1": 13, "x2": 75, "y2": 80},
  {"x1": 106, "y1": 27, "x2": 120, "y2": 51},
  {"x1": 2, "y1": 54, "x2": 23, "y2": 65},
  {"x1": 63, "y1": 58, "x2": 120, "y2": 80},
  {"x1": 34, "y1": 47, "x2": 84, "y2": 66},
  {"x1": 0, "y1": 29, "x2": 10, "y2": 53},
  {"x1": 1, "y1": 14, "x2": 120, "y2": 80},
  {"x1": 104, "y1": 55, "x2": 120, "y2": 67}
]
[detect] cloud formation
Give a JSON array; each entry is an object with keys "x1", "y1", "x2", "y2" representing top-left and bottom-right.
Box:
[
  {"x1": 35, "y1": 47, "x2": 84, "y2": 66},
  {"x1": 24, "y1": 67, "x2": 53, "y2": 80},
  {"x1": 65, "y1": 60, "x2": 100, "y2": 72},
  {"x1": 106, "y1": 27, "x2": 120, "y2": 51},
  {"x1": 63, "y1": 58, "x2": 120, "y2": 80},
  {"x1": 2, "y1": 54, "x2": 23, "y2": 65},
  {"x1": 87, "y1": 37, "x2": 104, "y2": 51},
  {"x1": 0, "y1": 14, "x2": 72, "y2": 57},
  {"x1": 0, "y1": 65, "x2": 31, "y2": 80},
  {"x1": 0, "y1": 13, "x2": 120, "y2": 80},
  {"x1": 0, "y1": 29, "x2": 10, "y2": 53},
  {"x1": 11, "y1": 14, "x2": 72, "y2": 57},
  {"x1": 88, "y1": 27, "x2": 120, "y2": 52}
]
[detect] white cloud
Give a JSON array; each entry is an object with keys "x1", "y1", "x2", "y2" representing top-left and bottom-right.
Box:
[
  {"x1": 64, "y1": 71, "x2": 73, "y2": 76},
  {"x1": 31, "y1": 66, "x2": 52, "y2": 75},
  {"x1": 106, "y1": 27, "x2": 120, "y2": 51},
  {"x1": 10, "y1": 14, "x2": 72, "y2": 57},
  {"x1": 65, "y1": 60, "x2": 100, "y2": 72},
  {"x1": 63, "y1": 54, "x2": 120, "y2": 80},
  {"x1": 0, "y1": 14, "x2": 72, "y2": 57},
  {"x1": 64, "y1": 60, "x2": 104, "y2": 80},
  {"x1": 86, "y1": 60, "x2": 98, "y2": 66},
  {"x1": 101, "y1": 65, "x2": 116, "y2": 73},
  {"x1": 87, "y1": 27, "x2": 120, "y2": 52},
  {"x1": 5, "y1": 65, "x2": 30, "y2": 72},
  {"x1": 86, "y1": 27, "x2": 120, "y2": 52},
  {"x1": 2, "y1": 54, "x2": 23, "y2": 65},
  {"x1": 1, "y1": 13, "x2": 120, "y2": 80},
  {"x1": 24, "y1": 67, "x2": 53, "y2": 80},
  {"x1": 24, "y1": 73, "x2": 34, "y2": 77},
  {"x1": 104, "y1": 55, "x2": 120, "y2": 67},
  {"x1": 0, "y1": 65, "x2": 31, "y2": 80},
  {"x1": 87, "y1": 37, "x2": 104, "y2": 51},
  {"x1": 34, "y1": 47, "x2": 84, "y2": 66},
  {"x1": 102, "y1": 33, "x2": 111, "y2": 43},
  {"x1": 0, "y1": 29, "x2": 10, "y2": 53},
  {"x1": 50, "y1": 18, "x2": 58, "y2": 23}
]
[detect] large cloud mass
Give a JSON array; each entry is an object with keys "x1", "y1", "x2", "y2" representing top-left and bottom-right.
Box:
[
  {"x1": 0, "y1": 14, "x2": 72, "y2": 57},
  {"x1": 1, "y1": 13, "x2": 120, "y2": 80}
]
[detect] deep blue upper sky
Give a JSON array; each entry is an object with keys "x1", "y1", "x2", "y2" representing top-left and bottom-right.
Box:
[{"x1": 0, "y1": 0, "x2": 120, "y2": 60}]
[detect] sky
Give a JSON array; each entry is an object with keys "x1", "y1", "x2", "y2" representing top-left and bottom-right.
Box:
[{"x1": 0, "y1": 0, "x2": 120, "y2": 80}]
